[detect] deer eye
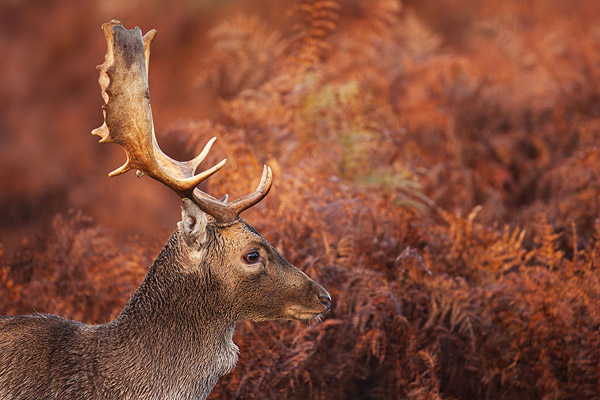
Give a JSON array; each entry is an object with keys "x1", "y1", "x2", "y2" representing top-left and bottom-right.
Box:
[{"x1": 242, "y1": 251, "x2": 261, "y2": 264}]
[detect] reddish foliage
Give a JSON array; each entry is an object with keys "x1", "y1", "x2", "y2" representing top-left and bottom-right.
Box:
[{"x1": 2, "y1": 0, "x2": 600, "y2": 399}]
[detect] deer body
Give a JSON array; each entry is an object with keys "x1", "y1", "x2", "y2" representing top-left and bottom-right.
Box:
[
  {"x1": 0, "y1": 21, "x2": 330, "y2": 399},
  {"x1": 0, "y1": 231, "x2": 239, "y2": 400}
]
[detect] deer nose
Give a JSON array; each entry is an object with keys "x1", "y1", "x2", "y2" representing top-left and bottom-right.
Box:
[
  {"x1": 318, "y1": 293, "x2": 332, "y2": 311},
  {"x1": 310, "y1": 281, "x2": 332, "y2": 311}
]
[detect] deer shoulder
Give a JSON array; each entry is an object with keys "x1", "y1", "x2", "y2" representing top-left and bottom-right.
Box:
[{"x1": 0, "y1": 20, "x2": 331, "y2": 400}]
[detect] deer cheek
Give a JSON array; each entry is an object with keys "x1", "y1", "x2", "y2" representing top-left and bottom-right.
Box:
[{"x1": 238, "y1": 278, "x2": 286, "y2": 318}]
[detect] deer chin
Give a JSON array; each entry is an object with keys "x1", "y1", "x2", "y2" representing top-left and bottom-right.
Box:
[{"x1": 284, "y1": 305, "x2": 328, "y2": 322}]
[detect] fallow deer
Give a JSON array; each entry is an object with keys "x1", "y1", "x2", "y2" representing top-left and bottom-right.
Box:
[{"x1": 0, "y1": 20, "x2": 331, "y2": 400}]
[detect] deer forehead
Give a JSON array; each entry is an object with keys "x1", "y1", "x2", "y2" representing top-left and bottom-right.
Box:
[{"x1": 218, "y1": 222, "x2": 267, "y2": 248}]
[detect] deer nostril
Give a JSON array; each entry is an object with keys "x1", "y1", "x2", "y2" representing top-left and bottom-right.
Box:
[
  {"x1": 309, "y1": 281, "x2": 332, "y2": 312},
  {"x1": 318, "y1": 293, "x2": 332, "y2": 311}
]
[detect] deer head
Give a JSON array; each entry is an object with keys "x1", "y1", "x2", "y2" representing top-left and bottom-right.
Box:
[{"x1": 92, "y1": 20, "x2": 331, "y2": 323}]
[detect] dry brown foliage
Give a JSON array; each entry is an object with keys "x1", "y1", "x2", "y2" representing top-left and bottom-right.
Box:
[{"x1": 1, "y1": 0, "x2": 600, "y2": 399}]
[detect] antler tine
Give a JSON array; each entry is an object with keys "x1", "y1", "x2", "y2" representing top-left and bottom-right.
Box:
[
  {"x1": 192, "y1": 165, "x2": 272, "y2": 225},
  {"x1": 92, "y1": 20, "x2": 226, "y2": 198},
  {"x1": 186, "y1": 137, "x2": 220, "y2": 176},
  {"x1": 229, "y1": 165, "x2": 273, "y2": 213}
]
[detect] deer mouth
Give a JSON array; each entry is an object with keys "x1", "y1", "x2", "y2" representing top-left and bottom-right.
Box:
[
  {"x1": 284, "y1": 286, "x2": 332, "y2": 321},
  {"x1": 284, "y1": 305, "x2": 329, "y2": 321}
]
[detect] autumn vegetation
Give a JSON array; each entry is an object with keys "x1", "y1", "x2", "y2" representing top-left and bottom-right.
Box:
[{"x1": 1, "y1": 0, "x2": 600, "y2": 399}]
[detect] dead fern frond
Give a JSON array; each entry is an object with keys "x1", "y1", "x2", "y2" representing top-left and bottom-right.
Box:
[
  {"x1": 286, "y1": 0, "x2": 341, "y2": 67},
  {"x1": 197, "y1": 14, "x2": 284, "y2": 98},
  {"x1": 530, "y1": 212, "x2": 564, "y2": 267}
]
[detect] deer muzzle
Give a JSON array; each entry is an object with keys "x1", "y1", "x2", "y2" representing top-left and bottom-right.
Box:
[{"x1": 311, "y1": 281, "x2": 332, "y2": 312}]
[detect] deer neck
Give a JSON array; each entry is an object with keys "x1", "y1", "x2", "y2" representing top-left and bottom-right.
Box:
[{"x1": 106, "y1": 231, "x2": 239, "y2": 395}]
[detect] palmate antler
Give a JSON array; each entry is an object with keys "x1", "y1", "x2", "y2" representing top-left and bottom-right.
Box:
[{"x1": 92, "y1": 20, "x2": 272, "y2": 225}]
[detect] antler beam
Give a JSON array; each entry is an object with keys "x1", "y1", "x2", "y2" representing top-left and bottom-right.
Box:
[{"x1": 93, "y1": 20, "x2": 272, "y2": 224}]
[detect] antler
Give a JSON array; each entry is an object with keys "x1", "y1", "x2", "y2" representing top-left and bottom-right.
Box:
[{"x1": 93, "y1": 20, "x2": 272, "y2": 225}]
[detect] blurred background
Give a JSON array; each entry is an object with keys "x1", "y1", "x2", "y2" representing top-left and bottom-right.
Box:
[
  {"x1": 1, "y1": 0, "x2": 273, "y2": 249},
  {"x1": 2, "y1": 0, "x2": 600, "y2": 399}
]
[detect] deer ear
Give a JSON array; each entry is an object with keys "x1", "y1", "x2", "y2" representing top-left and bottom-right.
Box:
[{"x1": 178, "y1": 199, "x2": 208, "y2": 247}]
